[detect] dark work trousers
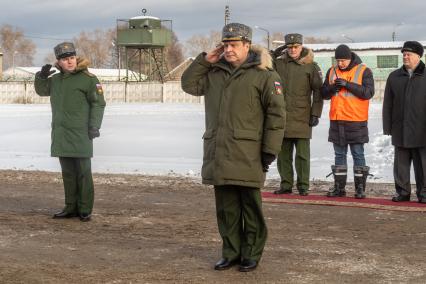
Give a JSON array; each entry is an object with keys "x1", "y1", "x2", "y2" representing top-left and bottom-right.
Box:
[
  {"x1": 214, "y1": 185, "x2": 267, "y2": 262},
  {"x1": 277, "y1": 138, "x2": 310, "y2": 191},
  {"x1": 59, "y1": 157, "x2": 94, "y2": 214},
  {"x1": 393, "y1": 146, "x2": 426, "y2": 199},
  {"x1": 333, "y1": 143, "x2": 366, "y2": 166}
]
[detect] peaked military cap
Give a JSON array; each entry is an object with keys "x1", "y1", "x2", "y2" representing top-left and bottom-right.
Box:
[
  {"x1": 222, "y1": 23, "x2": 252, "y2": 42},
  {"x1": 284, "y1": 33, "x2": 303, "y2": 47},
  {"x1": 54, "y1": 42, "x2": 77, "y2": 59}
]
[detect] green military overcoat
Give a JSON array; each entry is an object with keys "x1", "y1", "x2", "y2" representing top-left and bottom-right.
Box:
[
  {"x1": 34, "y1": 58, "x2": 106, "y2": 158},
  {"x1": 273, "y1": 47, "x2": 323, "y2": 138},
  {"x1": 181, "y1": 46, "x2": 286, "y2": 188}
]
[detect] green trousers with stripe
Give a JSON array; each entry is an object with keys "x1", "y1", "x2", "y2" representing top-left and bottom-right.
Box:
[
  {"x1": 277, "y1": 138, "x2": 310, "y2": 191},
  {"x1": 59, "y1": 157, "x2": 94, "y2": 215},
  {"x1": 214, "y1": 185, "x2": 267, "y2": 262}
]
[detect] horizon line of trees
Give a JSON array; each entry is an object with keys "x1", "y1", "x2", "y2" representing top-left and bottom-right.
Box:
[{"x1": 0, "y1": 24, "x2": 332, "y2": 71}]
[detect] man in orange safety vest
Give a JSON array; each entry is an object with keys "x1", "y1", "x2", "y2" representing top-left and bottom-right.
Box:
[{"x1": 320, "y1": 44, "x2": 375, "y2": 199}]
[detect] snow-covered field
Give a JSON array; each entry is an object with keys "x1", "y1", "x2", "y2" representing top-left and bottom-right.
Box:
[{"x1": 0, "y1": 102, "x2": 397, "y2": 182}]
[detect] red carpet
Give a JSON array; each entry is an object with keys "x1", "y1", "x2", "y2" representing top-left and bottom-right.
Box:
[{"x1": 262, "y1": 192, "x2": 426, "y2": 212}]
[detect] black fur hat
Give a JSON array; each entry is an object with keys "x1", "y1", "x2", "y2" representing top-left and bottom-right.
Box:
[{"x1": 401, "y1": 41, "x2": 424, "y2": 57}]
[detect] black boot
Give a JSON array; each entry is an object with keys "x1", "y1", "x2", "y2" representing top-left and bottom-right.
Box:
[
  {"x1": 327, "y1": 165, "x2": 347, "y2": 197},
  {"x1": 354, "y1": 166, "x2": 369, "y2": 199},
  {"x1": 416, "y1": 187, "x2": 426, "y2": 203}
]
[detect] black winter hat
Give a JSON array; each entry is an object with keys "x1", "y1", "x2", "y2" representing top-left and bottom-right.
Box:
[
  {"x1": 401, "y1": 41, "x2": 424, "y2": 57},
  {"x1": 335, "y1": 44, "x2": 352, "y2": 60}
]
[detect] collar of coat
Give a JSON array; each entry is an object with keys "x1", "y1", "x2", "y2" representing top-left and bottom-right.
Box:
[
  {"x1": 55, "y1": 57, "x2": 92, "y2": 74},
  {"x1": 277, "y1": 47, "x2": 314, "y2": 65},
  {"x1": 214, "y1": 44, "x2": 273, "y2": 71},
  {"x1": 400, "y1": 60, "x2": 425, "y2": 76}
]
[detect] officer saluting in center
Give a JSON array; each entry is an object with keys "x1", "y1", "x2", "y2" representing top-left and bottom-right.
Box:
[
  {"x1": 181, "y1": 23, "x2": 286, "y2": 272},
  {"x1": 35, "y1": 42, "x2": 106, "y2": 222}
]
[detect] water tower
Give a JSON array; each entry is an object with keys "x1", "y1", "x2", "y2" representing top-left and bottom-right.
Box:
[{"x1": 116, "y1": 9, "x2": 172, "y2": 82}]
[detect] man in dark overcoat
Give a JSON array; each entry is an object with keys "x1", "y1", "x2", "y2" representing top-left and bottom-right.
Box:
[{"x1": 383, "y1": 41, "x2": 426, "y2": 203}]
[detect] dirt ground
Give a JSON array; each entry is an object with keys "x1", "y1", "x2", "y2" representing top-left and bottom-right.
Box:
[{"x1": 0, "y1": 170, "x2": 425, "y2": 284}]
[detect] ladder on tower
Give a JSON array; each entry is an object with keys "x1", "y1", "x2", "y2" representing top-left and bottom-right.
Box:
[{"x1": 149, "y1": 48, "x2": 168, "y2": 83}]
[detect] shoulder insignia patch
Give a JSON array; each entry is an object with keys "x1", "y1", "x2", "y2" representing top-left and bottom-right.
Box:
[
  {"x1": 96, "y1": 83, "x2": 104, "y2": 95},
  {"x1": 274, "y1": 81, "x2": 283, "y2": 95}
]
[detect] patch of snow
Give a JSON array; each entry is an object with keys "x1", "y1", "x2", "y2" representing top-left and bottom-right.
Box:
[{"x1": 0, "y1": 102, "x2": 413, "y2": 183}]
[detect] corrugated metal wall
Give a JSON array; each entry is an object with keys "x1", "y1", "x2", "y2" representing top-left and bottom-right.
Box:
[{"x1": 0, "y1": 80, "x2": 385, "y2": 104}]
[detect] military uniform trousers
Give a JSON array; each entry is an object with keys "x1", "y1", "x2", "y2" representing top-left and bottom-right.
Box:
[
  {"x1": 277, "y1": 138, "x2": 310, "y2": 191},
  {"x1": 214, "y1": 185, "x2": 267, "y2": 262},
  {"x1": 393, "y1": 146, "x2": 426, "y2": 199},
  {"x1": 59, "y1": 157, "x2": 94, "y2": 215}
]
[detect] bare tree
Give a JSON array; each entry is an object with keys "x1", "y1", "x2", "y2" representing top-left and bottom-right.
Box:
[
  {"x1": 43, "y1": 53, "x2": 57, "y2": 65},
  {"x1": 184, "y1": 31, "x2": 221, "y2": 57},
  {"x1": 165, "y1": 30, "x2": 184, "y2": 70},
  {"x1": 0, "y1": 24, "x2": 36, "y2": 69},
  {"x1": 73, "y1": 28, "x2": 116, "y2": 68},
  {"x1": 48, "y1": 26, "x2": 182, "y2": 81}
]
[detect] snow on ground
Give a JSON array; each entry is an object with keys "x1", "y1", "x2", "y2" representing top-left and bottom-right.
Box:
[{"x1": 0, "y1": 102, "x2": 400, "y2": 182}]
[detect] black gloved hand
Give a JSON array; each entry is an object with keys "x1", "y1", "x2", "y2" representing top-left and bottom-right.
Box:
[
  {"x1": 39, "y1": 64, "x2": 56, "y2": 79},
  {"x1": 334, "y1": 78, "x2": 348, "y2": 88},
  {"x1": 88, "y1": 127, "x2": 100, "y2": 140},
  {"x1": 272, "y1": 45, "x2": 286, "y2": 58},
  {"x1": 309, "y1": 115, "x2": 319, "y2": 127},
  {"x1": 331, "y1": 84, "x2": 341, "y2": 93},
  {"x1": 261, "y1": 152, "x2": 276, "y2": 172}
]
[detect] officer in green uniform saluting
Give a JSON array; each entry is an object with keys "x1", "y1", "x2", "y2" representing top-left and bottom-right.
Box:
[
  {"x1": 181, "y1": 23, "x2": 285, "y2": 272},
  {"x1": 35, "y1": 42, "x2": 106, "y2": 222}
]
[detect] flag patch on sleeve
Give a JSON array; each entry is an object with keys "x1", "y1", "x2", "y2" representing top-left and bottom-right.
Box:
[{"x1": 274, "y1": 81, "x2": 283, "y2": 95}]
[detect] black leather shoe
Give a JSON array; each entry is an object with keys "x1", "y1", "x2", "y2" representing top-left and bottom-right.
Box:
[
  {"x1": 52, "y1": 210, "x2": 77, "y2": 219},
  {"x1": 418, "y1": 198, "x2": 426, "y2": 204},
  {"x1": 79, "y1": 213, "x2": 92, "y2": 222},
  {"x1": 239, "y1": 259, "x2": 257, "y2": 272},
  {"x1": 273, "y1": 188, "x2": 292, "y2": 194},
  {"x1": 298, "y1": 190, "x2": 309, "y2": 196},
  {"x1": 214, "y1": 258, "x2": 239, "y2": 270},
  {"x1": 392, "y1": 195, "x2": 410, "y2": 202}
]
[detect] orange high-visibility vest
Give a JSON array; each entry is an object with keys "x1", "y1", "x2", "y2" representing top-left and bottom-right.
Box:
[{"x1": 329, "y1": 64, "x2": 369, "y2": 121}]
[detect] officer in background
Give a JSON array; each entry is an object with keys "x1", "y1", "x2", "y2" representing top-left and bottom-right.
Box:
[
  {"x1": 321, "y1": 44, "x2": 374, "y2": 199},
  {"x1": 35, "y1": 42, "x2": 106, "y2": 222},
  {"x1": 181, "y1": 23, "x2": 285, "y2": 272},
  {"x1": 272, "y1": 33, "x2": 323, "y2": 196}
]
